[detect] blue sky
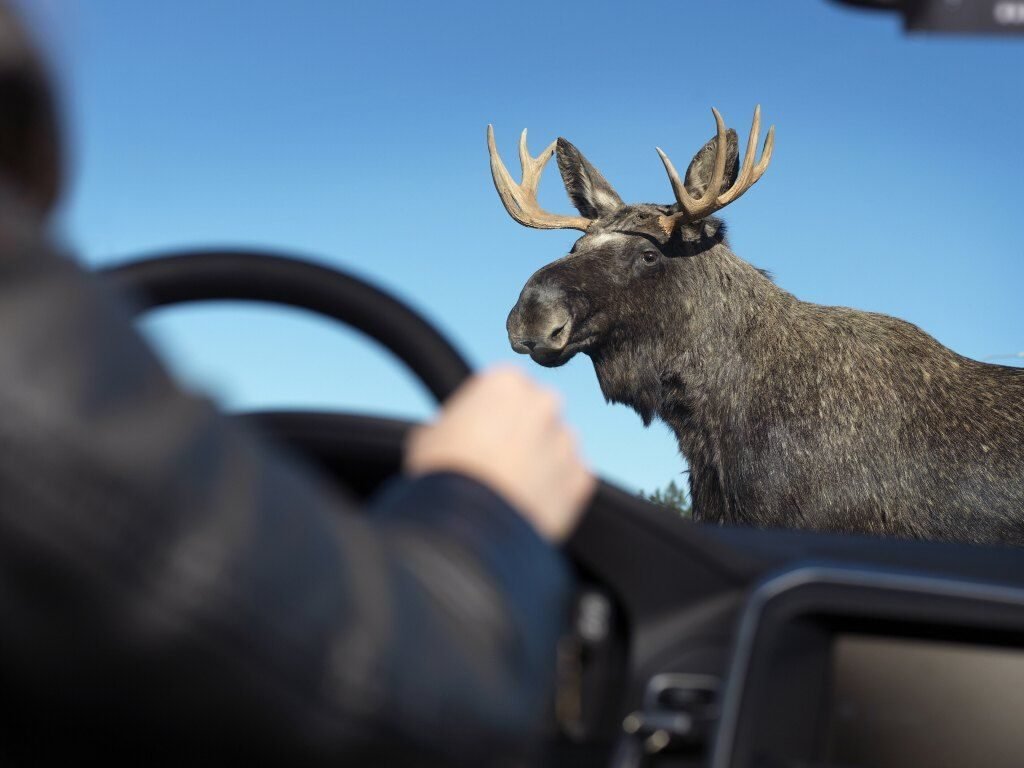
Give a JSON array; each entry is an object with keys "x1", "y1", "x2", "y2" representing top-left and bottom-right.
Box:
[{"x1": 22, "y1": 1, "x2": 1023, "y2": 493}]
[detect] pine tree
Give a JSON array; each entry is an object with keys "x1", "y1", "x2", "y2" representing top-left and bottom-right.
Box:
[{"x1": 641, "y1": 479, "x2": 692, "y2": 517}]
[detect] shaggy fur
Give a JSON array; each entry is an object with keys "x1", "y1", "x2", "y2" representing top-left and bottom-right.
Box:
[{"x1": 505, "y1": 132, "x2": 1024, "y2": 545}]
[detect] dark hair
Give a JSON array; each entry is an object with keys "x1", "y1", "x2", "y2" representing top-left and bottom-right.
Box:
[{"x1": 0, "y1": 3, "x2": 61, "y2": 213}]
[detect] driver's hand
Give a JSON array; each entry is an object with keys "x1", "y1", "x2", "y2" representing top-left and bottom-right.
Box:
[{"x1": 404, "y1": 366, "x2": 595, "y2": 543}]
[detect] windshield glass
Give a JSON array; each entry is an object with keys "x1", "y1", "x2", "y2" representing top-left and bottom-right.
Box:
[{"x1": 39, "y1": 0, "x2": 1022, "y2": 499}]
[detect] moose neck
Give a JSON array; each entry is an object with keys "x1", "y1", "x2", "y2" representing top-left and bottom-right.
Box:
[{"x1": 589, "y1": 238, "x2": 794, "y2": 463}]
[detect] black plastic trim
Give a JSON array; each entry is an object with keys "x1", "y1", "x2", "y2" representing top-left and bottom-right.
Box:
[{"x1": 710, "y1": 564, "x2": 1024, "y2": 768}]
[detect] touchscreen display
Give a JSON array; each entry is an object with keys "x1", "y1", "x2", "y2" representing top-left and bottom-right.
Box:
[{"x1": 827, "y1": 634, "x2": 1024, "y2": 768}]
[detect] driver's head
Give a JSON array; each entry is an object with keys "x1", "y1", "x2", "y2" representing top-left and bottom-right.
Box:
[{"x1": 0, "y1": 1, "x2": 62, "y2": 215}]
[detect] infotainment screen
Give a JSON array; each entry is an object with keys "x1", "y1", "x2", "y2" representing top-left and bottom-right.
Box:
[{"x1": 826, "y1": 634, "x2": 1024, "y2": 768}]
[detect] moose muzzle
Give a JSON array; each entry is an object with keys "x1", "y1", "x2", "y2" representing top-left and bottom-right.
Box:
[{"x1": 507, "y1": 284, "x2": 573, "y2": 366}]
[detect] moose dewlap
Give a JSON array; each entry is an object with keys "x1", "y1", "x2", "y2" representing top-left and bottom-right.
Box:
[{"x1": 488, "y1": 106, "x2": 1024, "y2": 545}]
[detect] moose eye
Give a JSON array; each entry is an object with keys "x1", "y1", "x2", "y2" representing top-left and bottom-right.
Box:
[{"x1": 642, "y1": 251, "x2": 659, "y2": 265}]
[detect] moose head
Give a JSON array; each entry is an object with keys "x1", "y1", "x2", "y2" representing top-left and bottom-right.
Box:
[{"x1": 491, "y1": 107, "x2": 773, "y2": 372}]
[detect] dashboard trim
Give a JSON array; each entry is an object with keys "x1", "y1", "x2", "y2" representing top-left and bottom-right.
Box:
[{"x1": 710, "y1": 563, "x2": 1024, "y2": 768}]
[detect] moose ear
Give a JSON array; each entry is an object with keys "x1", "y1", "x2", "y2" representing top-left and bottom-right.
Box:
[
  {"x1": 683, "y1": 129, "x2": 740, "y2": 199},
  {"x1": 555, "y1": 138, "x2": 624, "y2": 219}
]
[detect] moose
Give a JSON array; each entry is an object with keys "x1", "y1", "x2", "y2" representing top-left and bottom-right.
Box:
[{"x1": 488, "y1": 107, "x2": 1024, "y2": 545}]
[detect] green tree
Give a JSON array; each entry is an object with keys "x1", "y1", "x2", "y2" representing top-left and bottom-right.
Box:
[{"x1": 641, "y1": 479, "x2": 692, "y2": 517}]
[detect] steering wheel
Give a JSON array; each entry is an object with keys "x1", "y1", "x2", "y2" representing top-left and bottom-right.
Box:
[
  {"x1": 102, "y1": 249, "x2": 479, "y2": 499},
  {"x1": 98, "y1": 249, "x2": 709, "y2": 761},
  {"x1": 104, "y1": 249, "x2": 473, "y2": 401}
]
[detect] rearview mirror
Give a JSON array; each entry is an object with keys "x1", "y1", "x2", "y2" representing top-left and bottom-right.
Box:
[{"x1": 830, "y1": 0, "x2": 1024, "y2": 34}]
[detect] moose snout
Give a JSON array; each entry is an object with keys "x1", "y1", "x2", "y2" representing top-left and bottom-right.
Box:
[
  {"x1": 509, "y1": 316, "x2": 571, "y2": 354},
  {"x1": 507, "y1": 285, "x2": 572, "y2": 357}
]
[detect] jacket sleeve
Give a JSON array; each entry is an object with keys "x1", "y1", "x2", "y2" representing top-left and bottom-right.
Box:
[{"x1": 0, "y1": 208, "x2": 572, "y2": 765}]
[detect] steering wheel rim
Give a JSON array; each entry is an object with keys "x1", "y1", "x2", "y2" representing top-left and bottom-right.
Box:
[{"x1": 100, "y1": 249, "x2": 474, "y2": 404}]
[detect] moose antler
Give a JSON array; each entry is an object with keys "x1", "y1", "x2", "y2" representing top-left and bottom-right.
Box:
[
  {"x1": 656, "y1": 105, "x2": 775, "y2": 231},
  {"x1": 487, "y1": 125, "x2": 592, "y2": 231}
]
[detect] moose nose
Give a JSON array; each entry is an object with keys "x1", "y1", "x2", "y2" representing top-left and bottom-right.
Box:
[
  {"x1": 507, "y1": 283, "x2": 572, "y2": 356},
  {"x1": 509, "y1": 317, "x2": 571, "y2": 355}
]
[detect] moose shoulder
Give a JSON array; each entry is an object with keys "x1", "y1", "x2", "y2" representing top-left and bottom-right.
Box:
[{"x1": 488, "y1": 107, "x2": 1024, "y2": 545}]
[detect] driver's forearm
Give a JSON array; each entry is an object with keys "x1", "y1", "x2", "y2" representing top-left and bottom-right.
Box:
[{"x1": 367, "y1": 471, "x2": 571, "y2": 760}]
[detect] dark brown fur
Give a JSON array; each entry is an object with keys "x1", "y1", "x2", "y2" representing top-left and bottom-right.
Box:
[{"x1": 506, "y1": 133, "x2": 1024, "y2": 545}]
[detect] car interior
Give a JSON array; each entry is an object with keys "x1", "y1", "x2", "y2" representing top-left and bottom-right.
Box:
[{"x1": 104, "y1": 248, "x2": 1024, "y2": 768}]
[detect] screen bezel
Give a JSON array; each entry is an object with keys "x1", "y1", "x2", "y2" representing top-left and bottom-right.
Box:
[{"x1": 710, "y1": 566, "x2": 1024, "y2": 768}]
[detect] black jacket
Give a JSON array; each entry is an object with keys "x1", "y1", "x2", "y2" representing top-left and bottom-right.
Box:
[{"x1": 0, "y1": 204, "x2": 571, "y2": 765}]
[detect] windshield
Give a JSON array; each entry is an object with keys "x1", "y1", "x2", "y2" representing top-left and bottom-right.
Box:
[{"x1": 38, "y1": 0, "x2": 1023, "y2": 498}]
